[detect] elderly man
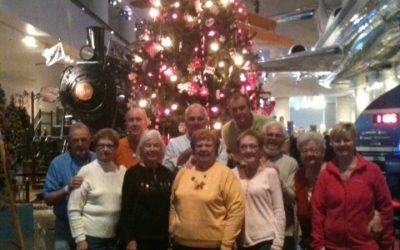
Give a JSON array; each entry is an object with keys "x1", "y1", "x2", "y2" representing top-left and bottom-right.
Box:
[
  {"x1": 262, "y1": 121, "x2": 298, "y2": 250},
  {"x1": 114, "y1": 107, "x2": 149, "y2": 168},
  {"x1": 44, "y1": 122, "x2": 96, "y2": 250},
  {"x1": 222, "y1": 92, "x2": 272, "y2": 154},
  {"x1": 163, "y1": 103, "x2": 227, "y2": 173}
]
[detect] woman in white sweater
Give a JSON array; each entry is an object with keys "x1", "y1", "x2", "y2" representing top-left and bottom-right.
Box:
[
  {"x1": 232, "y1": 130, "x2": 285, "y2": 250},
  {"x1": 68, "y1": 128, "x2": 126, "y2": 250}
]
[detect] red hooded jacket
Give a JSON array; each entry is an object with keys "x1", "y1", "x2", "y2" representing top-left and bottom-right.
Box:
[{"x1": 311, "y1": 154, "x2": 393, "y2": 250}]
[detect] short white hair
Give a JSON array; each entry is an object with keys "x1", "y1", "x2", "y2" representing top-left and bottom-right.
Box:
[
  {"x1": 136, "y1": 129, "x2": 166, "y2": 163},
  {"x1": 297, "y1": 132, "x2": 326, "y2": 152},
  {"x1": 262, "y1": 120, "x2": 288, "y2": 139}
]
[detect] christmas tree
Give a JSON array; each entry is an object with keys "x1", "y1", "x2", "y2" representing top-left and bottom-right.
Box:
[
  {"x1": 0, "y1": 84, "x2": 5, "y2": 208},
  {"x1": 4, "y1": 97, "x2": 25, "y2": 170},
  {"x1": 0, "y1": 84, "x2": 6, "y2": 109},
  {"x1": 128, "y1": 0, "x2": 260, "y2": 135}
]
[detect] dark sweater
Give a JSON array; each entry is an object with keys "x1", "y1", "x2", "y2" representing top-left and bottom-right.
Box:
[{"x1": 118, "y1": 163, "x2": 173, "y2": 244}]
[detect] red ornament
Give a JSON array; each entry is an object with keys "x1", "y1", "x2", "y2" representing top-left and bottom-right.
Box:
[
  {"x1": 187, "y1": 82, "x2": 199, "y2": 96},
  {"x1": 153, "y1": 102, "x2": 163, "y2": 118},
  {"x1": 263, "y1": 100, "x2": 276, "y2": 115},
  {"x1": 192, "y1": 57, "x2": 202, "y2": 69},
  {"x1": 143, "y1": 42, "x2": 163, "y2": 58}
]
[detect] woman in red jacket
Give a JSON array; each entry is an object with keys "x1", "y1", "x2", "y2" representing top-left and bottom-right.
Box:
[
  {"x1": 295, "y1": 132, "x2": 326, "y2": 250},
  {"x1": 311, "y1": 122, "x2": 393, "y2": 250}
]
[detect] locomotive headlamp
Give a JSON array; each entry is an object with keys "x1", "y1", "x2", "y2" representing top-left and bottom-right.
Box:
[{"x1": 59, "y1": 63, "x2": 116, "y2": 128}]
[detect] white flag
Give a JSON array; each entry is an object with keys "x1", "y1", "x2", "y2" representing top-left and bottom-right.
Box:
[{"x1": 42, "y1": 42, "x2": 66, "y2": 66}]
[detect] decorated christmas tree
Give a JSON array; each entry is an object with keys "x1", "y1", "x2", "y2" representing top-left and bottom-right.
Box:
[
  {"x1": 128, "y1": 0, "x2": 260, "y2": 134},
  {"x1": 4, "y1": 97, "x2": 25, "y2": 170}
]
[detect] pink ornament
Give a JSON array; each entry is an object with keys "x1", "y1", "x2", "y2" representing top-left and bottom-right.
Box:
[
  {"x1": 199, "y1": 86, "x2": 209, "y2": 98},
  {"x1": 205, "y1": 18, "x2": 215, "y2": 27},
  {"x1": 162, "y1": 134, "x2": 170, "y2": 145},
  {"x1": 153, "y1": 103, "x2": 163, "y2": 118}
]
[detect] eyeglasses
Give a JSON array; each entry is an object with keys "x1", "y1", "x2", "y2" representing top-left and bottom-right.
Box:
[
  {"x1": 239, "y1": 144, "x2": 259, "y2": 150},
  {"x1": 96, "y1": 144, "x2": 115, "y2": 150}
]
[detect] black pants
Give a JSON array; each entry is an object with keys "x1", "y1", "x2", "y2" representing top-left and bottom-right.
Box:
[
  {"x1": 136, "y1": 238, "x2": 169, "y2": 250},
  {"x1": 238, "y1": 240, "x2": 273, "y2": 250},
  {"x1": 173, "y1": 243, "x2": 219, "y2": 250},
  {"x1": 282, "y1": 236, "x2": 296, "y2": 250}
]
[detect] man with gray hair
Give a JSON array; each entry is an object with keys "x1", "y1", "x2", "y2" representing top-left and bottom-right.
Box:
[
  {"x1": 262, "y1": 120, "x2": 298, "y2": 250},
  {"x1": 163, "y1": 103, "x2": 227, "y2": 173},
  {"x1": 44, "y1": 122, "x2": 96, "y2": 250}
]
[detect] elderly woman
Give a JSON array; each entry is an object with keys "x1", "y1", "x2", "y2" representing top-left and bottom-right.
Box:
[
  {"x1": 169, "y1": 129, "x2": 244, "y2": 250},
  {"x1": 311, "y1": 122, "x2": 393, "y2": 250},
  {"x1": 232, "y1": 130, "x2": 285, "y2": 250},
  {"x1": 118, "y1": 129, "x2": 173, "y2": 250},
  {"x1": 294, "y1": 132, "x2": 326, "y2": 250},
  {"x1": 68, "y1": 128, "x2": 126, "y2": 250}
]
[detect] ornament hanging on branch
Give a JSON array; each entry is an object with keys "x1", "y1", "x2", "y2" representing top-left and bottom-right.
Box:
[
  {"x1": 253, "y1": 90, "x2": 276, "y2": 116},
  {"x1": 143, "y1": 42, "x2": 163, "y2": 58},
  {"x1": 187, "y1": 82, "x2": 200, "y2": 96},
  {"x1": 199, "y1": 86, "x2": 209, "y2": 98}
]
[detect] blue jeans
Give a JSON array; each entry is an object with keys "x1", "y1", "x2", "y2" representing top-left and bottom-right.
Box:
[
  {"x1": 86, "y1": 235, "x2": 116, "y2": 250},
  {"x1": 54, "y1": 218, "x2": 76, "y2": 250}
]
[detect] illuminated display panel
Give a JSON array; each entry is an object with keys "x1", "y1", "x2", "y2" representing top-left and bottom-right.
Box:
[{"x1": 372, "y1": 113, "x2": 399, "y2": 124}]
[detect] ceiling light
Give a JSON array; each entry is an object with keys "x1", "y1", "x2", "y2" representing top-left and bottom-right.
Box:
[
  {"x1": 26, "y1": 24, "x2": 38, "y2": 35},
  {"x1": 22, "y1": 36, "x2": 38, "y2": 48}
]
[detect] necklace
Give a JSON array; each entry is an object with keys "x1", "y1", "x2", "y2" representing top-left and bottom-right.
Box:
[{"x1": 191, "y1": 174, "x2": 207, "y2": 190}]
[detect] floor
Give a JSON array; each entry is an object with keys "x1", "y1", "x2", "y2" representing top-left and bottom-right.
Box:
[
  {"x1": 0, "y1": 184, "x2": 55, "y2": 250},
  {"x1": 32, "y1": 203, "x2": 55, "y2": 250}
]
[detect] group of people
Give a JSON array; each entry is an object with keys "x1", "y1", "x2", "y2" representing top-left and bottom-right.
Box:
[{"x1": 44, "y1": 92, "x2": 394, "y2": 250}]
